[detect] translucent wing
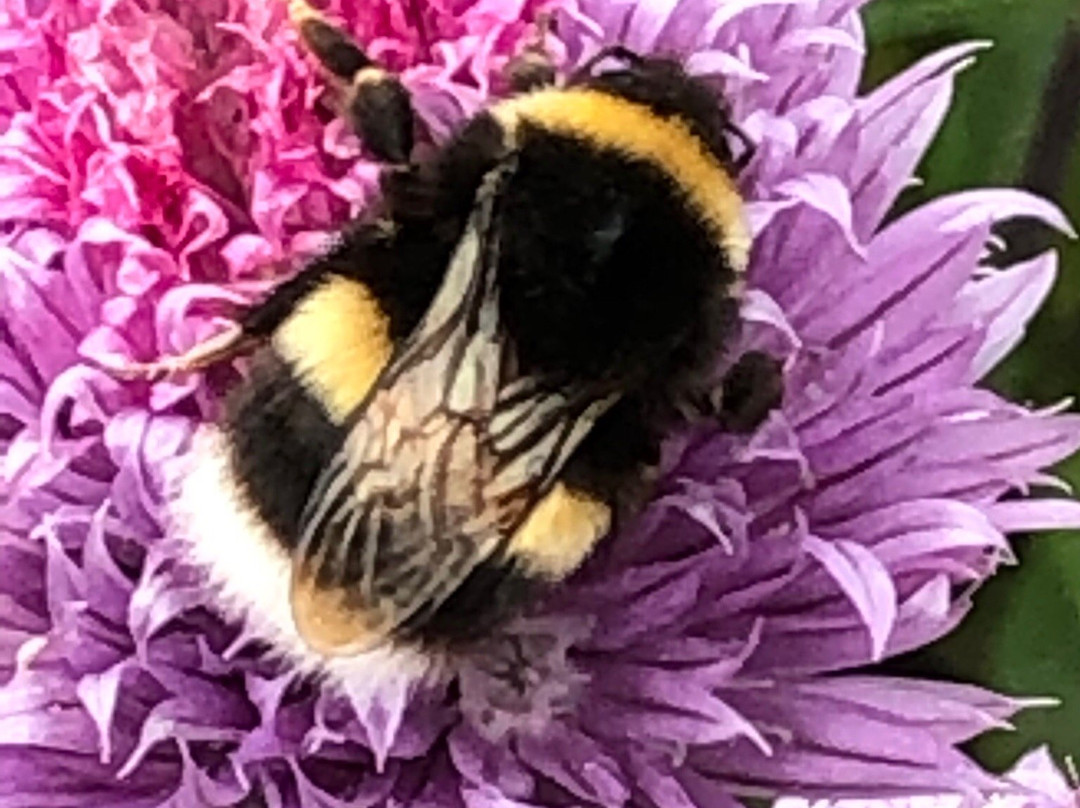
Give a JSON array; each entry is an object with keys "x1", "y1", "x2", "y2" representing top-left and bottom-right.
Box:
[{"x1": 289, "y1": 159, "x2": 619, "y2": 655}]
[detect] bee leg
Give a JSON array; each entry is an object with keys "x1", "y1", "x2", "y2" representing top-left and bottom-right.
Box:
[
  {"x1": 99, "y1": 323, "x2": 255, "y2": 382},
  {"x1": 502, "y1": 12, "x2": 558, "y2": 94},
  {"x1": 714, "y1": 350, "x2": 784, "y2": 434},
  {"x1": 101, "y1": 257, "x2": 345, "y2": 382},
  {"x1": 290, "y1": 0, "x2": 415, "y2": 165},
  {"x1": 726, "y1": 121, "x2": 757, "y2": 173}
]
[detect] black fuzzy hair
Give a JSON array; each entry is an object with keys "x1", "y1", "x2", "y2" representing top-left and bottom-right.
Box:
[{"x1": 223, "y1": 59, "x2": 771, "y2": 649}]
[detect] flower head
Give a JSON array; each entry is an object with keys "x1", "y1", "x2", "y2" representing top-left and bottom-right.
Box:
[{"x1": 2, "y1": 1, "x2": 1080, "y2": 807}]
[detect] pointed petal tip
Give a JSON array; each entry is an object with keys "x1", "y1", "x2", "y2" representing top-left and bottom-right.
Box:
[
  {"x1": 926, "y1": 39, "x2": 994, "y2": 75},
  {"x1": 1027, "y1": 199, "x2": 1077, "y2": 239},
  {"x1": 948, "y1": 40, "x2": 995, "y2": 73},
  {"x1": 1018, "y1": 696, "x2": 1061, "y2": 711}
]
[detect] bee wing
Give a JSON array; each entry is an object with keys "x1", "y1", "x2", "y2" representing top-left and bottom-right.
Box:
[{"x1": 289, "y1": 159, "x2": 618, "y2": 655}]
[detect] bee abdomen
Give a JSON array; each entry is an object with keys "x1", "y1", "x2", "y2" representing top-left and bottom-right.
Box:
[{"x1": 223, "y1": 349, "x2": 344, "y2": 551}]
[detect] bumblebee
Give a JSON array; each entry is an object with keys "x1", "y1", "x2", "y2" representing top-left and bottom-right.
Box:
[{"x1": 119, "y1": 2, "x2": 782, "y2": 666}]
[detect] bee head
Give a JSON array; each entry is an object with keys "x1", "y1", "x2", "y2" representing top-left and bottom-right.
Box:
[{"x1": 569, "y1": 46, "x2": 753, "y2": 173}]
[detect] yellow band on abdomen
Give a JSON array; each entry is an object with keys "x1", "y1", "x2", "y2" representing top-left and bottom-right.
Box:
[{"x1": 272, "y1": 275, "x2": 393, "y2": 423}]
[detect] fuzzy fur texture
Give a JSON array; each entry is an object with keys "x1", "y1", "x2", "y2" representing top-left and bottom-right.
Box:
[
  {"x1": 172, "y1": 428, "x2": 439, "y2": 694},
  {"x1": 4, "y1": 1, "x2": 1080, "y2": 805}
]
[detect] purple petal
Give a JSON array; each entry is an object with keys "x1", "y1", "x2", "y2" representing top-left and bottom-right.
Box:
[
  {"x1": 805, "y1": 537, "x2": 897, "y2": 659},
  {"x1": 0, "y1": 2, "x2": 1075, "y2": 806}
]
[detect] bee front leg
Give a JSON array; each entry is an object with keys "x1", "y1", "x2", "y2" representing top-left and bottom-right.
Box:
[
  {"x1": 101, "y1": 259, "x2": 340, "y2": 382},
  {"x1": 713, "y1": 350, "x2": 784, "y2": 434},
  {"x1": 290, "y1": 0, "x2": 416, "y2": 165},
  {"x1": 98, "y1": 322, "x2": 255, "y2": 382},
  {"x1": 682, "y1": 347, "x2": 786, "y2": 436}
]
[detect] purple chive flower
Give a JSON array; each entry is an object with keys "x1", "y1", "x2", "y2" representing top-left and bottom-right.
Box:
[
  {"x1": 2, "y1": 0, "x2": 1080, "y2": 806},
  {"x1": 776, "y1": 746, "x2": 1080, "y2": 808}
]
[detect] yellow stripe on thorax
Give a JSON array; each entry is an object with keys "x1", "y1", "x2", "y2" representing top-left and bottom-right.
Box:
[
  {"x1": 492, "y1": 88, "x2": 750, "y2": 271},
  {"x1": 273, "y1": 276, "x2": 393, "y2": 422}
]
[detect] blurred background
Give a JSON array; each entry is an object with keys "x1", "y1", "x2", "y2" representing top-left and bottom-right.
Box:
[{"x1": 862, "y1": 0, "x2": 1080, "y2": 772}]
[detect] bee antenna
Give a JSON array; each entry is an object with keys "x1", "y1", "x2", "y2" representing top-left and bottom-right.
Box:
[
  {"x1": 725, "y1": 120, "x2": 756, "y2": 173},
  {"x1": 570, "y1": 45, "x2": 645, "y2": 82}
]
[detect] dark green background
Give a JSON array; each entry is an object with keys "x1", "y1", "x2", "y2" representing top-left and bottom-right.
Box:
[{"x1": 863, "y1": 0, "x2": 1080, "y2": 771}]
